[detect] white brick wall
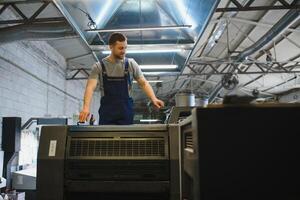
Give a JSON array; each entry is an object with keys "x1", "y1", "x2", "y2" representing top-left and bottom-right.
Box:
[{"x1": 0, "y1": 40, "x2": 100, "y2": 176}]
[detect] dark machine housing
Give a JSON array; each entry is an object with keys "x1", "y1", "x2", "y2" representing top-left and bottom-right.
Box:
[
  {"x1": 37, "y1": 124, "x2": 180, "y2": 200},
  {"x1": 180, "y1": 105, "x2": 300, "y2": 200}
]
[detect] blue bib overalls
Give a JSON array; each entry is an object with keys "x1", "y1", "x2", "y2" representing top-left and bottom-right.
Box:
[{"x1": 98, "y1": 58, "x2": 134, "y2": 125}]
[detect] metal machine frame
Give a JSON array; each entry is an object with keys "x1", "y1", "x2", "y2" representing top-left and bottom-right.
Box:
[{"x1": 37, "y1": 124, "x2": 181, "y2": 200}]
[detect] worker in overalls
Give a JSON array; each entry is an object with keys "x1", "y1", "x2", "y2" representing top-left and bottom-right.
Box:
[{"x1": 79, "y1": 32, "x2": 164, "y2": 125}]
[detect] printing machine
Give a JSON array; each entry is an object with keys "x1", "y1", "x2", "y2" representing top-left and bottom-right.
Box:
[
  {"x1": 0, "y1": 177, "x2": 6, "y2": 189},
  {"x1": 166, "y1": 107, "x2": 194, "y2": 124},
  {"x1": 180, "y1": 105, "x2": 300, "y2": 200},
  {"x1": 12, "y1": 167, "x2": 36, "y2": 190},
  {"x1": 37, "y1": 124, "x2": 180, "y2": 200}
]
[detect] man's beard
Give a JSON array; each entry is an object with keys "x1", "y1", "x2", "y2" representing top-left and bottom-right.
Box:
[{"x1": 114, "y1": 54, "x2": 125, "y2": 60}]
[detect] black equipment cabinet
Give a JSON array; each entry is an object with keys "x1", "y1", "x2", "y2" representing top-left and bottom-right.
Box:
[
  {"x1": 37, "y1": 124, "x2": 180, "y2": 200},
  {"x1": 180, "y1": 105, "x2": 300, "y2": 200}
]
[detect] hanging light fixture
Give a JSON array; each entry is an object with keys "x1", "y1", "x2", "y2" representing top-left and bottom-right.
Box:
[
  {"x1": 87, "y1": 18, "x2": 97, "y2": 30},
  {"x1": 101, "y1": 49, "x2": 183, "y2": 54},
  {"x1": 86, "y1": 25, "x2": 192, "y2": 32},
  {"x1": 75, "y1": 7, "x2": 97, "y2": 30}
]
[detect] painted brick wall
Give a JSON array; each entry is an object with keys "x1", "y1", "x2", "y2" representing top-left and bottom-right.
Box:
[{"x1": 0, "y1": 40, "x2": 100, "y2": 176}]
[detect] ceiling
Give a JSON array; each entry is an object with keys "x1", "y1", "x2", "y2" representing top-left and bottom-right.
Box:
[
  {"x1": 0, "y1": 0, "x2": 299, "y2": 106},
  {"x1": 53, "y1": 0, "x2": 219, "y2": 76}
]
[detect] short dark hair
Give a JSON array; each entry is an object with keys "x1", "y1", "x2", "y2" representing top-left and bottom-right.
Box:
[{"x1": 108, "y1": 32, "x2": 127, "y2": 45}]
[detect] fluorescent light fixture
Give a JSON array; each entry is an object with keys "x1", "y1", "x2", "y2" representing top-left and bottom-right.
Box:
[
  {"x1": 101, "y1": 49, "x2": 182, "y2": 54},
  {"x1": 90, "y1": 44, "x2": 194, "y2": 51},
  {"x1": 133, "y1": 80, "x2": 163, "y2": 83},
  {"x1": 86, "y1": 25, "x2": 192, "y2": 32},
  {"x1": 174, "y1": 1, "x2": 197, "y2": 29},
  {"x1": 143, "y1": 71, "x2": 180, "y2": 76},
  {"x1": 140, "y1": 119, "x2": 161, "y2": 122},
  {"x1": 139, "y1": 65, "x2": 178, "y2": 70},
  {"x1": 95, "y1": 0, "x2": 113, "y2": 25}
]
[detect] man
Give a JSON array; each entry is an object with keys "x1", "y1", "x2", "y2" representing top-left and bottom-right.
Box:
[{"x1": 79, "y1": 32, "x2": 164, "y2": 125}]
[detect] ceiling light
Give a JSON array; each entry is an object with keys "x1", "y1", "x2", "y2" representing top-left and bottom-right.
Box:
[
  {"x1": 95, "y1": 0, "x2": 113, "y2": 25},
  {"x1": 87, "y1": 20, "x2": 97, "y2": 30},
  {"x1": 174, "y1": 1, "x2": 197, "y2": 29},
  {"x1": 142, "y1": 71, "x2": 180, "y2": 76},
  {"x1": 140, "y1": 119, "x2": 161, "y2": 122},
  {"x1": 101, "y1": 49, "x2": 183, "y2": 54},
  {"x1": 86, "y1": 25, "x2": 192, "y2": 32},
  {"x1": 75, "y1": 7, "x2": 97, "y2": 30},
  {"x1": 133, "y1": 80, "x2": 163, "y2": 83},
  {"x1": 139, "y1": 65, "x2": 178, "y2": 70}
]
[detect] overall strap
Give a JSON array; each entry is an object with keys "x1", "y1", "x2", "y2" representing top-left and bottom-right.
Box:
[
  {"x1": 124, "y1": 58, "x2": 131, "y2": 86},
  {"x1": 100, "y1": 60, "x2": 107, "y2": 76}
]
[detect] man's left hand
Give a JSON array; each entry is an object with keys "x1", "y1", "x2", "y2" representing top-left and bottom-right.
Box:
[{"x1": 152, "y1": 98, "x2": 165, "y2": 109}]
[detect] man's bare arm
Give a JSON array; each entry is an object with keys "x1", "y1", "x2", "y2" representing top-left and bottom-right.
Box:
[
  {"x1": 79, "y1": 79, "x2": 98, "y2": 122},
  {"x1": 136, "y1": 76, "x2": 164, "y2": 109}
]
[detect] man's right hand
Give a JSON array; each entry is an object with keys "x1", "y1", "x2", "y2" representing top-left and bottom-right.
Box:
[{"x1": 79, "y1": 108, "x2": 90, "y2": 122}]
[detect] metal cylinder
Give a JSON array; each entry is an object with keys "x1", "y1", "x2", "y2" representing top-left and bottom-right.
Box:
[
  {"x1": 195, "y1": 97, "x2": 209, "y2": 107},
  {"x1": 175, "y1": 92, "x2": 195, "y2": 107}
]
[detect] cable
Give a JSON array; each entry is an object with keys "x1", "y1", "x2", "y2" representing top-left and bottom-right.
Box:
[{"x1": 71, "y1": 5, "x2": 97, "y2": 29}]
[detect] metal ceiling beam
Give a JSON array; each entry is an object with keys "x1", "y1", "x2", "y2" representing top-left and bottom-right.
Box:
[
  {"x1": 67, "y1": 66, "x2": 300, "y2": 81},
  {"x1": 66, "y1": 68, "x2": 90, "y2": 80},
  {"x1": 243, "y1": 53, "x2": 300, "y2": 88},
  {"x1": 239, "y1": 23, "x2": 300, "y2": 89},
  {"x1": 189, "y1": 0, "x2": 232, "y2": 71},
  {"x1": 66, "y1": 53, "x2": 92, "y2": 61},
  {"x1": 86, "y1": 25, "x2": 192, "y2": 33},
  {"x1": 0, "y1": 0, "x2": 51, "y2": 4},
  {"x1": 178, "y1": 0, "x2": 275, "y2": 96},
  {"x1": 0, "y1": 1, "x2": 66, "y2": 25},
  {"x1": 216, "y1": 0, "x2": 300, "y2": 12},
  {"x1": 213, "y1": 17, "x2": 300, "y2": 34},
  {"x1": 182, "y1": 1, "x2": 295, "y2": 100},
  {"x1": 254, "y1": 22, "x2": 300, "y2": 60},
  {"x1": 238, "y1": 12, "x2": 299, "y2": 59},
  {"x1": 0, "y1": 21, "x2": 76, "y2": 44},
  {"x1": 245, "y1": 0, "x2": 255, "y2": 8},
  {"x1": 169, "y1": 0, "x2": 221, "y2": 95},
  {"x1": 90, "y1": 43, "x2": 194, "y2": 51},
  {"x1": 278, "y1": 0, "x2": 291, "y2": 7},
  {"x1": 282, "y1": 33, "x2": 300, "y2": 49},
  {"x1": 208, "y1": 7, "x2": 300, "y2": 102},
  {"x1": 0, "y1": 17, "x2": 66, "y2": 25},
  {"x1": 186, "y1": 61, "x2": 300, "y2": 75},
  {"x1": 52, "y1": 0, "x2": 99, "y2": 66},
  {"x1": 181, "y1": 0, "x2": 221, "y2": 71},
  {"x1": 29, "y1": 1, "x2": 50, "y2": 20},
  {"x1": 68, "y1": 71, "x2": 184, "y2": 80},
  {"x1": 0, "y1": 4, "x2": 9, "y2": 15},
  {"x1": 11, "y1": 3, "x2": 27, "y2": 19},
  {"x1": 230, "y1": 0, "x2": 243, "y2": 8},
  {"x1": 194, "y1": 1, "x2": 278, "y2": 93},
  {"x1": 239, "y1": 22, "x2": 300, "y2": 89},
  {"x1": 53, "y1": 0, "x2": 105, "y2": 80},
  {"x1": 262, "y1": 75, "x2": 298, "y2": 92},
  {"x1": 0, "y1": 2, "x2": 78, "y2": 49}
]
